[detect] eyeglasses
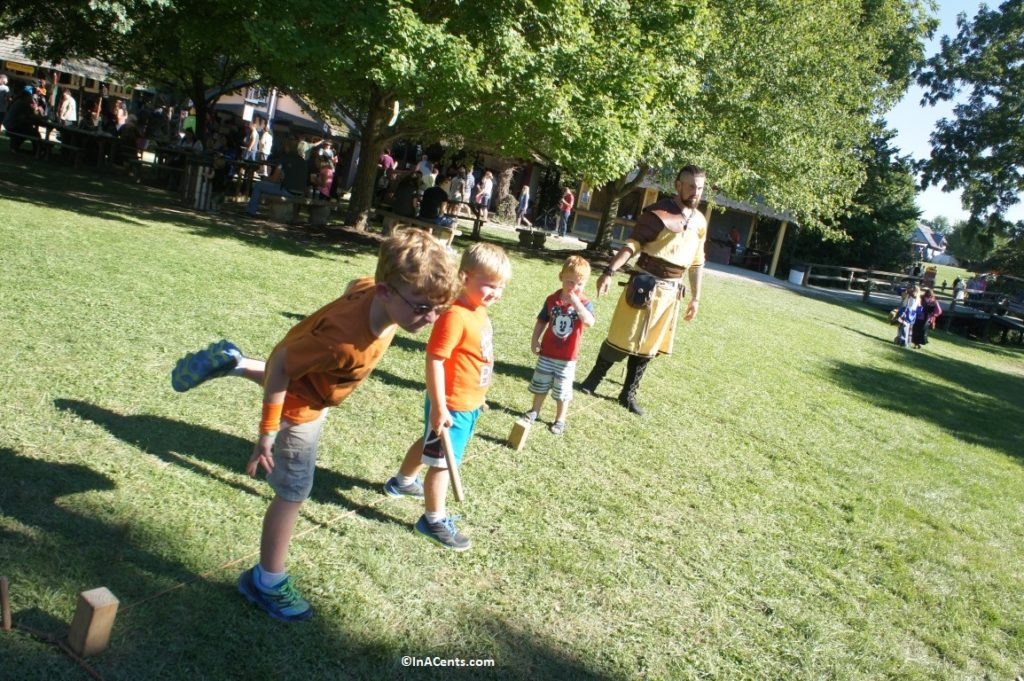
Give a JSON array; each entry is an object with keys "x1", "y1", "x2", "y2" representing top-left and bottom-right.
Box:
[{"x1": 392, "y1": 287, "x2": 446, "y2": 316}]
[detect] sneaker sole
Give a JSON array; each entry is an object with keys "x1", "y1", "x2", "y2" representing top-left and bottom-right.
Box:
[{"x1": 171, "y1": 340, "x2": 241, "y2": 392}]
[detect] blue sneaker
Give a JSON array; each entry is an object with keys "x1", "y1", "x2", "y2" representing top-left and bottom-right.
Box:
[
  {"x1": 384, "y1": 476, "x2": 424, "y2": 498},
  {"x1": 415, "y1": 514, "x2": 471, "y2": 551},
  {"x1": 171, "y1": 340, "x2": 242, "y2": 392},
  {"x1": 237, "y1": 567, "x2": 313, "y2": 622}
]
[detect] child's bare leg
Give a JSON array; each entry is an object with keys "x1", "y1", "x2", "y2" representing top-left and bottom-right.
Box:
[
  {"x1": 530, "y1": 392, "x2": 546, "y2": 415},
  {"x1": 259, "y1": 496, "x2": 302, "y2": 573},
  {"x1": 554, "y1": 399, "x2": 569, "y2": 424},
  {"x1": 399, "y1": 437, "x2": 426, "y2": 478},
  {"x1": 423, "y1": 466, "x2": 450, "y2": 515},
  {"x1": 236, "y1": 357, "x2": 266, "y2": 385}
]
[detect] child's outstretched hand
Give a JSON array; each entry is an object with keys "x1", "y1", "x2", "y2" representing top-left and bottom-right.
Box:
[{"x1": 247, "y1": 434, "x2": 276, "y2": 477}]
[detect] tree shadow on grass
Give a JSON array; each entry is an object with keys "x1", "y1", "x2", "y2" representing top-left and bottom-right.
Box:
[
  {"x1": 828, "y1": 349, "x2": 1024, "y2": 462},
  {"x1": 0, "y1": 153, "x2": 380, "y2": 261},
  {"x1": 0, "y1": 447, "x2": 203, "y2": 603},
  {"x1": 0, "y1": 449, "x2": 617, "y2": 678},
  {"x1": 53, "y1": 399, "x2": 407, "y2": 530}
]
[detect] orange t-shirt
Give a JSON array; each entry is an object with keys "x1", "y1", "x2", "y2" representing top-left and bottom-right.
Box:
[
  {"x1": 271, "y1": 278, "x2": 395, "y2": 424},
  {"x1": 426, "y1": 300, "x2": 493, "y2": 412}
]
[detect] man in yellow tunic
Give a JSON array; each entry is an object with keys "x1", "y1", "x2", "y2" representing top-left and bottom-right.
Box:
[{"x1": 578, "y1": 165, "x2": 707, "y2": 415}]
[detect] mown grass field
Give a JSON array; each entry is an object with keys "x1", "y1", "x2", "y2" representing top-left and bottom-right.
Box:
[{"x1": 1, "y1": 152, "x2": 1022, "y2": 680}]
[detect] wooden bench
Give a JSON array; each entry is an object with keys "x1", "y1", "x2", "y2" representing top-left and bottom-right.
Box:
[
  {"x1": 4, "y1": 131, "x2": 58, "y2": 158},
  {"x1": 376, "y1": 211, "x2": 461, "y2": 247},
  {"x1": 267, "y1": 195, "x2": 335, "y2": 226},
  {"x1": 516, "y1": 228, "x2": 548, "y2": 249}
]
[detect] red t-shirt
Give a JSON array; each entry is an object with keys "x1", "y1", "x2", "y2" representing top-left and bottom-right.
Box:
[
  {"x1": 560, "y1": 191, "x2": 574, "y2": 213},
  {"x1": 426, "y1": 300, "x2": 494, "y2": 411},
  {"x1": 537, "y1": 290, "x2": 594, "y2": 361}
]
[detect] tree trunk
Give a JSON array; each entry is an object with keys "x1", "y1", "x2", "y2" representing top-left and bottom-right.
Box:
[
  {"x1": 596, "y1": 191, "x2": 622, "y2": 251},
  {"x1": 592, "y1": 164, "x2": 650, "y2": 250},
  {"x1": 496, "y1": 164, "x2": 515, "y2": 206},
  {"x1": 346, "y1": 87, "x2": 391, "y2": 231}
]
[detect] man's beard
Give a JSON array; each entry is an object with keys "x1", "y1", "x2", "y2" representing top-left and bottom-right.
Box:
[{"x1": 681, "y1": 195, "x2": 699, "y2": 208}]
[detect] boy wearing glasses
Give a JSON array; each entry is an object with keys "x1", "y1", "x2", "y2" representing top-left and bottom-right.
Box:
[
  {"x1": 385, "y1": 243, "x2": 512, "y2": 551},
  {"x1": 170, "y1": 230, "x2": 459, "y2": 621}
]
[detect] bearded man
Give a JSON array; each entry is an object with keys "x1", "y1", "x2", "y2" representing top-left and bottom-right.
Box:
[{"x1": 578, "y1": 165, "x2": 708, "y2": 415}]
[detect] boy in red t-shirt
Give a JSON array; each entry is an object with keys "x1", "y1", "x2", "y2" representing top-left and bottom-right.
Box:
[
  {"x1": 170, "y1": 230, "x2": 458, "y2": 621},
  {"x1": 523, "y1": 256, "x2": 595, "y2": 435},
  {"x1": 384, "y1": 243, "x2": 512, "y2": 551}
]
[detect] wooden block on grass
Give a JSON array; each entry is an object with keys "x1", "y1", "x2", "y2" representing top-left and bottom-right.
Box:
[
  {"x1": 507, "y1": 418, "x2": 532, "y2": 451},
  {"x1": 67, "y1": 587, "x2": 119, "y2": 657}
]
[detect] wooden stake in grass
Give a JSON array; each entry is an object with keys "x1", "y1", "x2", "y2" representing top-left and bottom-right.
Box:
[
  {"x1": 67, "y1": 587, "x2": 119, "y2": 657},
  {"x1": 439, "y1": 429, "x2": 465, "y2": 502},
  {"x1": 507, "y1": 417, "x2": 532, "y2": 451},
  {"x1": 0, "y1": 576, "x2": 11, "y2": 632}
]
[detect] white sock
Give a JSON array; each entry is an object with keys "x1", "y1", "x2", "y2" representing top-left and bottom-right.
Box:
[
  {"x1": 229, "y1": 356, "x2": 251, "y2": 376},
  {"x1": 425, "y1": 511, "x2": 446, "y2": 524},
  {"x1": 255, "y1": 563, "x2": 286, "y2": 589},
  {"x1": 397, "y1": 474, "x2": 417, "y2": 487}
]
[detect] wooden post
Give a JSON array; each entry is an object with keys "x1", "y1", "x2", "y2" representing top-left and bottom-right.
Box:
[
  {"x1": 67, "y1": 587, "x2": 119, "y2": 657},
  {"x1": 507, "y1": 418, "x2": 532, "y2": 451},
  {"x1": 846, "y1": 269, "x2": 855, "y2": 290},
  {"x1": 0, "y1": 576, "x2": 11, "y2": 632},
  {"x1": 802, "y1": 264, "x2": 812, "y2": 286},
  {"x1": 768, "y1": 221, "x2": 789, "y2": 278}
]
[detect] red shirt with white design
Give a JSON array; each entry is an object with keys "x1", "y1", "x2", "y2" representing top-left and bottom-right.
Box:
[{"x1": 537, "y1": 290, "x2": 594, "y2": 361}]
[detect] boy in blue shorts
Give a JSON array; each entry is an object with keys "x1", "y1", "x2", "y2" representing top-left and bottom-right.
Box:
[
  {"x1": 170, "y1": 230, "x2": 458, "y2": 621},
  {"x1": 523, "y1": 255, "x2": 595, "y2": 435},
  {"x1": 384, "y1": 243, "x2": 512, "y2": 551}
]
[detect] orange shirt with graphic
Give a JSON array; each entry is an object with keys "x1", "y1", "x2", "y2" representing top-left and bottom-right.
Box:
[
  {"x1": 271, "y1": 278, "x2": 395, "y2": 424},
  {"x1": 426, "y1": 300, "x2": 493, "y2": 412}
]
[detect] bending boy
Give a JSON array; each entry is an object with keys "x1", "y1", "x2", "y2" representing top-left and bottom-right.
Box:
[{"x1": 171, "y1": 230, "x2": 458, "y2": 621}]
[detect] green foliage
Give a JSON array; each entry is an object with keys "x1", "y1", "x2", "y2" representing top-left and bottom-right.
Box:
[
  {"x1": 591, "y1": 0, "x2": 935, "y2": 247},
  {"x1": 987, "y1": 236, "x2": 1024, "y2": 277},
  {"x1": 1, "y1": 0, "x2": 261, "y2": 141},
  {"x1": 918, "y1": 0, "x2": 1024, "y2": 229},
  {"x1": 945, "y1": 219, "x2": 1009, "y2": 267},
  {"x1": 791, "y1": 127, "x2": 920, "y2": 270}
]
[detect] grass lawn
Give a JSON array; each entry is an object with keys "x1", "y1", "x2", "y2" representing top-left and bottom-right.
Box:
[{"x1": 1, "y1": 152, "x2": 1023, "y2": 680}]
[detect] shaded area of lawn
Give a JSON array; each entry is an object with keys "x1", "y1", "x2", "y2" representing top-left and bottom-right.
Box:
[{"x1": 829, "y1": 348, "x2": 1024, "y2": 462}]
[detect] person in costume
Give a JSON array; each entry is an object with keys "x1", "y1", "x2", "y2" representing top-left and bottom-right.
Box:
[{"x1": 578, "y1": 165, "x2": 707, "y2": 415}]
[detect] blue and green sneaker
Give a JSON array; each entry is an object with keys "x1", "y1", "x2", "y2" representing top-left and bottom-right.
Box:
[
  {"x1": 237, "y1": 566, "x2": 314, "y2": 622},
  {"x1": 171, "y1": 340, "x2": 242, "y2": 392}
]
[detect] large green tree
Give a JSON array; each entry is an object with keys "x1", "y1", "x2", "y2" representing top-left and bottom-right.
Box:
[
  {"x1": 252, "y1": 0, "x2": 706, "y2": 229},
  {"x1": 588, "y1": 0, "x2": 935, "y2": 248},
  {"x1": 917, "y1": 0, "x2": 1024, "y2": 231},
  {"x1": 789, "y1": 126, "x2": 920, "y2": 271}
]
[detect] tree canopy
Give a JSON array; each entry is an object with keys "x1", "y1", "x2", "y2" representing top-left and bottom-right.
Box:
[
  {"x1": 917, "y1": 0, "x2": 1024, "y2": 231},
  {"x1": 789, "y1": 126, "x2": 920, "y2": 271}
]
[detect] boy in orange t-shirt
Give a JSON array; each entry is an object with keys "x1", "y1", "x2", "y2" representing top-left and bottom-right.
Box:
[
  {"x1": 385, "y1": 243, "x2": 512, "y2": 551},
  {"x1": 170, "y1": 230, "x2": 458, "y2": 621}
]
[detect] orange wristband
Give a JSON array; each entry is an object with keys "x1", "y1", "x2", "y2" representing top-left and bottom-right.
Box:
[{"x1": 259, "y1": 402, "x2": 283, "y2": 436}]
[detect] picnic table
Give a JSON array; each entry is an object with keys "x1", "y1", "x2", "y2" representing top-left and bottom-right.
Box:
[{"x1": 46, "y1": 123, "x2": 119, "y2": 168}]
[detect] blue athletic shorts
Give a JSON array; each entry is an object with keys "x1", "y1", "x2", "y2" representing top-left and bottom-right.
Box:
[{"x1": 421, "y1": 395, "x2": 481, "y2": 469}]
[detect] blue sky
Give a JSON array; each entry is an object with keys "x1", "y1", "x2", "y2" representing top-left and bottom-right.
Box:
[{"x1": 886, "y1": 0, "x2": 1023, "y2": 224}]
